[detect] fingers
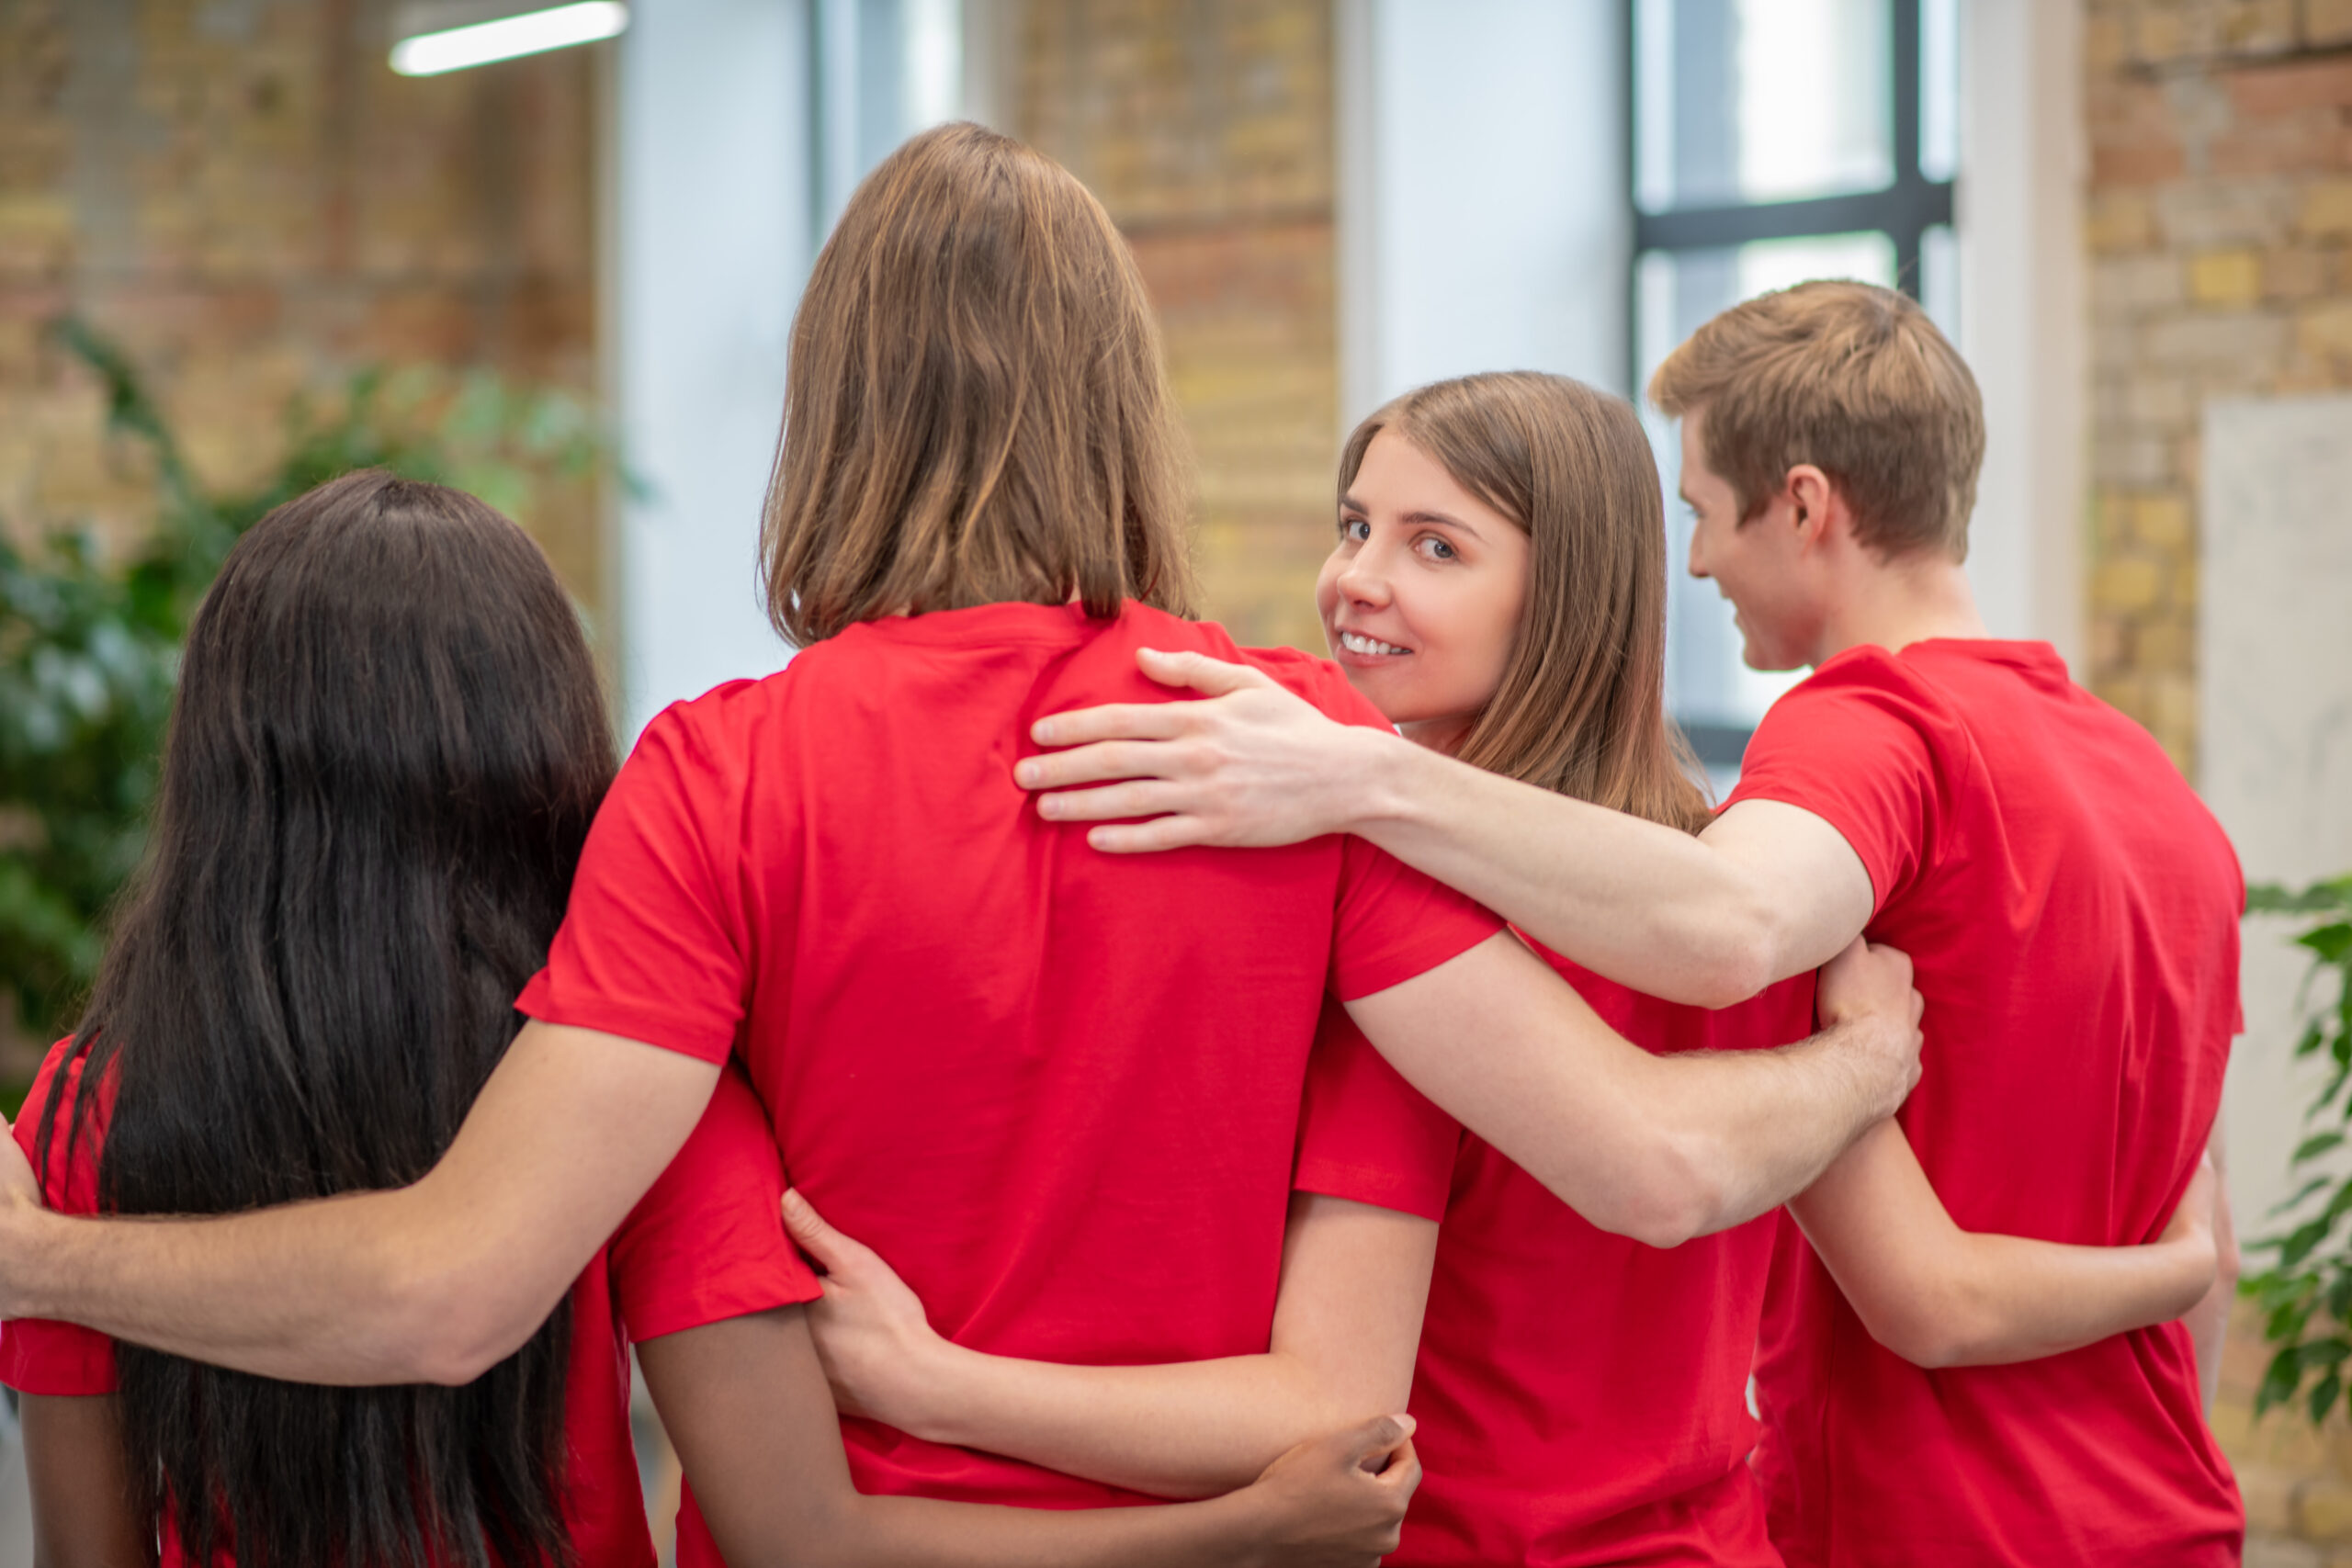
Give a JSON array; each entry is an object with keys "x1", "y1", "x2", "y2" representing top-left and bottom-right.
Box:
[
  {"x1": 1340, "y1": 1413, "x2": 1417, "y2": 1471},
  {"x1": 1376, "y1": 1438, "x2": 1422, "y2": 1505},
  {"x1": 1033, "y1": 778, "x2": 1193, "y2": 822},
  {"x1": 1030, "y1": 704, "x2": 1192, "y2": 750},
  {"x1": 781, "y1": 1188, "x2": 870, "y2": 1276},
  {"x1": 1133, "y1": 647, "x2": 1276, "y2": 698},
  {"x1": 1086, "y1": 817, "x2": 1218, "y2": 855},
  {"x1": 1019, "y1": 740, "x2": 1194, "y2": 793}
]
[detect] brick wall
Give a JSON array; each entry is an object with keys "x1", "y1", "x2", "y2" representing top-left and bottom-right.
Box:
[
  {"x1": 2086, "y1": 0, "x2": 2352, "y2": 777},
  {"x1": 0, "y1": 0, "x2": 603, "y2": 612},
  {"x1": 2086, "y1": 5, "x2": 2352, "y2": 1561},
  {"x1": 1010, "y1": 0, "x2": 1337, "y2": 653}
]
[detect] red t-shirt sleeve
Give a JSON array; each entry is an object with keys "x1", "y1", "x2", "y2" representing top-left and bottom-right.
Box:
[
  {"x1": 610, "y1": 1063, "x2": 822, "y2": 1344},
  {"x1": 0, "y1": 1043, "x2": 118, "y2": 1396},
  {"x1": 517, "y1": 694, "x2": 758, "y2": 1063},
  {"x1": 1292, "y1": 998, "x2": 1459, "y2": 1222},
  {"x1": 1243, "y1": 650, "x2": 1504, "y2": 998},
  {"x1": 1329, "y1": 837, "x2": 1505, "y2": 1000},
  {"x1": 1722, "y1": 651, "x2": 1954, "y2": 916}
]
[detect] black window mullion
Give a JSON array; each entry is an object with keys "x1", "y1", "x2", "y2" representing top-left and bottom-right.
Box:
[
  {"x1": 1626, "y1": 0, "x2": 1955, "y2": 302},
  {"x1": 1891, "y1": 0, "x2": 1926, "y2": 294}
]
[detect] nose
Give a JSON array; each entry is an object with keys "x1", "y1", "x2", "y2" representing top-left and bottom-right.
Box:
[
  {"x1": 1686, "y1": 518, "x2": 1712, "y2": 581},
  {"x1": 1335, "y1": 542, "x2": 1395, "y2": 608}
]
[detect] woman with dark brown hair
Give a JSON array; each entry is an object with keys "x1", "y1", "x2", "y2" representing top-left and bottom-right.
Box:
[{"x1": 778, "y1": 370, "x2": 2222, "y2": 1567}]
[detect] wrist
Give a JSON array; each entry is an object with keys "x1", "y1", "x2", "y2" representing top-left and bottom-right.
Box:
[
  {"x1": 1196, "y1": 1484, "x2": 1280, "y2": 1568},
  {"x1": 901, "y1": 1336, "x2": 989, "y2": 1447},
  {"x1": 1347, "y1": 726, "x2": 1431, "y2": 842},
  {"x1": 0, "y1": 1198, "x2": 59, "y2": 1319}
]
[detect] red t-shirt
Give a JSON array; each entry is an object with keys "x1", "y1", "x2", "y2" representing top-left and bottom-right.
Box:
[
  {"x1": 1725, "y1": 640, "x2": 2243, "y2": 1567},
  {"x1": 0, "y1": 1047, "x2": 817, "y2": 1568},
  {"x1": 1295, "y1": 938, "x2": 1815, "y2": 1567},
  {"x1": 517, "y1": 599, "x2": 1503, "y2": 1516}
]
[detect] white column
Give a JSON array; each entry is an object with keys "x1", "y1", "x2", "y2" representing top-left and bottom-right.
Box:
[
  {"x1": 1957, "y1": 0, "x2": 2086, "y2": 663},
  {"x1": 610, "y1": 0, "x2": 811, "y2": 736},
  {"x1": 1335, "y1": 0, "x2": 1631, "y2": 429}
]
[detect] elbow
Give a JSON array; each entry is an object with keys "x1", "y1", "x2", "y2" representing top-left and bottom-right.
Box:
[
  {"x1": 1866, "y1": 1311, "x2": 1974, "y2": 1371},
  {"x1": 1848, "y1": 1283, "x2": 1993, "y2": 1370},
  {"x1": 373, "y1": 1237, "x2": 547, "y2": 1387},
  {"x1": 1679, "y1": 916, "x2": 1779, "y2": 1011},
  {"x1": 1584, "y1": 1131, "x2": 1732, "y2": 1251}
]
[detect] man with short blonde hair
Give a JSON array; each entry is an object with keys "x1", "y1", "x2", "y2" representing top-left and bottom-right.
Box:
[
  {"x1": 1649, "y1": 279, "x2": 1984, "y2": 560},
  {"x1": 1013, "y1": 279, "x2": 2247, "y2": 1566}
]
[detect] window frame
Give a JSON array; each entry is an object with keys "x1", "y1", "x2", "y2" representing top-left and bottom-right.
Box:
[{"x1": 1626, "y1": 0, "x2": 1956, "y2": 771}]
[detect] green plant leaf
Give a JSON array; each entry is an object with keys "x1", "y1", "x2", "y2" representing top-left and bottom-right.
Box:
[
  {"x1": 2275, "y1": 1175, "x2": 2335, "y2": 1216},
  {"x1": 2312, "y1": 1370, "x2": 2345, "y2": 1424},
  {"x1": 2295, "y1": 1133, "x2": 2346, "y2": 1165},
  {"x1": 2301, "y1": 924, "x2": 2352, "y2": 964},
  {"x1": 2258, "y1": 1344, "x2": 2305, "y2": 1415}
]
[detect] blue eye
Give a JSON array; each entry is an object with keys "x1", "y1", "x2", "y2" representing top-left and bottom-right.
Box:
[
  {"x1": 1419, "y1": 536, "x2": 1456, "y2": 561},
  {"x1": 1340, "y1": 517, "x2": 1370, "y2": 542}
]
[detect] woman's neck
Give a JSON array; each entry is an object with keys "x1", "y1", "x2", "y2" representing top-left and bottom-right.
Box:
[{"x1": 1398, "y1": 715, "x2": 1475, "y2": 756}]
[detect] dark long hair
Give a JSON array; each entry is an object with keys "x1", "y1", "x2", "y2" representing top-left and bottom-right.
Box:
[{"x1": 37, "y1": 470, "x2": 617, "y2": 1568}]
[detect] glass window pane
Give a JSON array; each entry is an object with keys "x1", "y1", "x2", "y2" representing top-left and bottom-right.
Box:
[
  {"x1": 1919, "y1": 221, "x2": 1959, "y2": 339},
  {"x1": 1919, "y1": 0, "x2": 1960, "y2": 183},
  {"x1": 1634, "y1": 234, "x2": 1898, "y2": 740},
  {"x1": 1634, "y1": 0, "x2": 1894, "y2": 213}
]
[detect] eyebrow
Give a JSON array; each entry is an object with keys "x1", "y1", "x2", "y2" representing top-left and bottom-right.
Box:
[{"x1": 1340, "y1": 494, "x2": 1490, "y2": 544}]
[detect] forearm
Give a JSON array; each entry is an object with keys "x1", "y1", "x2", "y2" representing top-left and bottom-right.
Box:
[
  {"x1": 790, "y1": 1492, "x2": 1271, "y2": 1568},
  {"x1": 1792, "y1": 1122, "x2": 2218, "y2": 1370},
  {"x1": 1917, "y1": 1232, "x2": 2216, "y2": 1367},
  {"x1": 907, "y1": 1347, "x2": 1344, "y2": 1499},
  {"x1": 0, "y1": 1022, "x2": 715, "y2": 1385},
  {"x1": 0, "y1": 1189, "x2": 505, "y2": 1386},
  {"x1": 1349, "y1": 935, "x2": 1909, "y2": 1249},
  {"x1": 1349, "y1": 738, "x2": 1816, "y2": 1006},
  {"x1": 647, "y1": 1313, "x2": 1320, "y2": 1568},
  {"x1": 1647, "y1": 1020, "x2": 1914, "y2": 1239}
]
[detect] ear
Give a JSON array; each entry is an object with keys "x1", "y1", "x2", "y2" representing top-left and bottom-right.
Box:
[{"x1": 1782, "y1": 465, "x2": 1843, "y2": 552}]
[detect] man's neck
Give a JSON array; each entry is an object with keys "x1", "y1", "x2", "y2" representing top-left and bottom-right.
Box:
[{"x1": 1812, "y1": 553, "x2": 1989, "y2": 665}]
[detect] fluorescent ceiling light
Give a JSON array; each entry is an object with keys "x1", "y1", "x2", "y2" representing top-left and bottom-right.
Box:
[{"x1": 390, "y1": 2, "x2": 628, "y2": 76}]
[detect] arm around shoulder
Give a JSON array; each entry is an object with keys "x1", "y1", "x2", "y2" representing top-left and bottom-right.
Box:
[{"x1": 0, "y1": 1022, "x2": 720, "y2": 1386}]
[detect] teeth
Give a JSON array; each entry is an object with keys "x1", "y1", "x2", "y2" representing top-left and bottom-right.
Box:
[{"x1": 1340, "y1": 631, "x2": 1409, "y2": 657}]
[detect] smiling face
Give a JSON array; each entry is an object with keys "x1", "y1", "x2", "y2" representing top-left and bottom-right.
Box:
[
  {"x1": 1679, "y1": 407, "x2": 1823, "y2": 671},
  {"x1": 1317, "y1": 428, "x2": 1531, "y2": 752}
]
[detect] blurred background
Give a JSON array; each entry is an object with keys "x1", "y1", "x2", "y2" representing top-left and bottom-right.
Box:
[{"x1": 2, "y1": 1, "x2": 2349, "y2": 1562}]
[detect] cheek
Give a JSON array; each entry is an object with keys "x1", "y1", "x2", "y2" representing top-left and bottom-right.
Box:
[{"x1": 1314, "y1": 554, "x2": 1344, "y2": 623}]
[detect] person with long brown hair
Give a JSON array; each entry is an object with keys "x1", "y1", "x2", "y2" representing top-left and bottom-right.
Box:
[
  {"x1": 0, "y1": 128, "x2": 1919, "y2": 1561},
  {"x1": 776, "y1": 370, "x2": 2222, "y2": 1566}
]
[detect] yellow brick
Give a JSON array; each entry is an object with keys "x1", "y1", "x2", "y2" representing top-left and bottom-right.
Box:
[
  {"x1": 2301, "y1": 180, "x2": 2352, "y2": 239},
  {"x1": 2311, "y1": 0, "x2": 2352, "y2": 45},
  {"x1": 2088, "y1": 192, "x2": 2155, "y2": 254},
  {"x1": 2301, "y1": 301, "x2": 2352, "y2": 358},
  {"x1": 2084, "y1": 12, "x2": 2128, "y2": 71},
  {"x1": 2135, "y1": 615, "x2": 2194, "y2": 672},
  {"x1": 2092, "y1": 556, "x2": 2165, "y2": 614},
  {"x1": 2308, "y1": 1478, "x2": 2352, "y2": 1543},
  {"x1": 2238, "y1": 1462, "x2": 2301, "y2": 1538},
  {"x1": 2132, "y1": 6, "x2": 2187, "y2": 63},
  {"x1": 2132, "y1": 494, "x2": 2193, "y2": 550},
  {"x1": 2190, "y1": 250, "x2": 2265, "y2": 307}
]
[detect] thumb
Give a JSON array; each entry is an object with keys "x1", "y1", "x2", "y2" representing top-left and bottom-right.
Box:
[
  {"x1": 1341, "y1": 1412, "x2": 1417, "y2": 1469},
  {"x1": 781, "y1": 1188, "x2": 865, "y2": 1274},
  {"x1": 1135, "y1": 647, "x2": 1273, "y2": 697}
]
